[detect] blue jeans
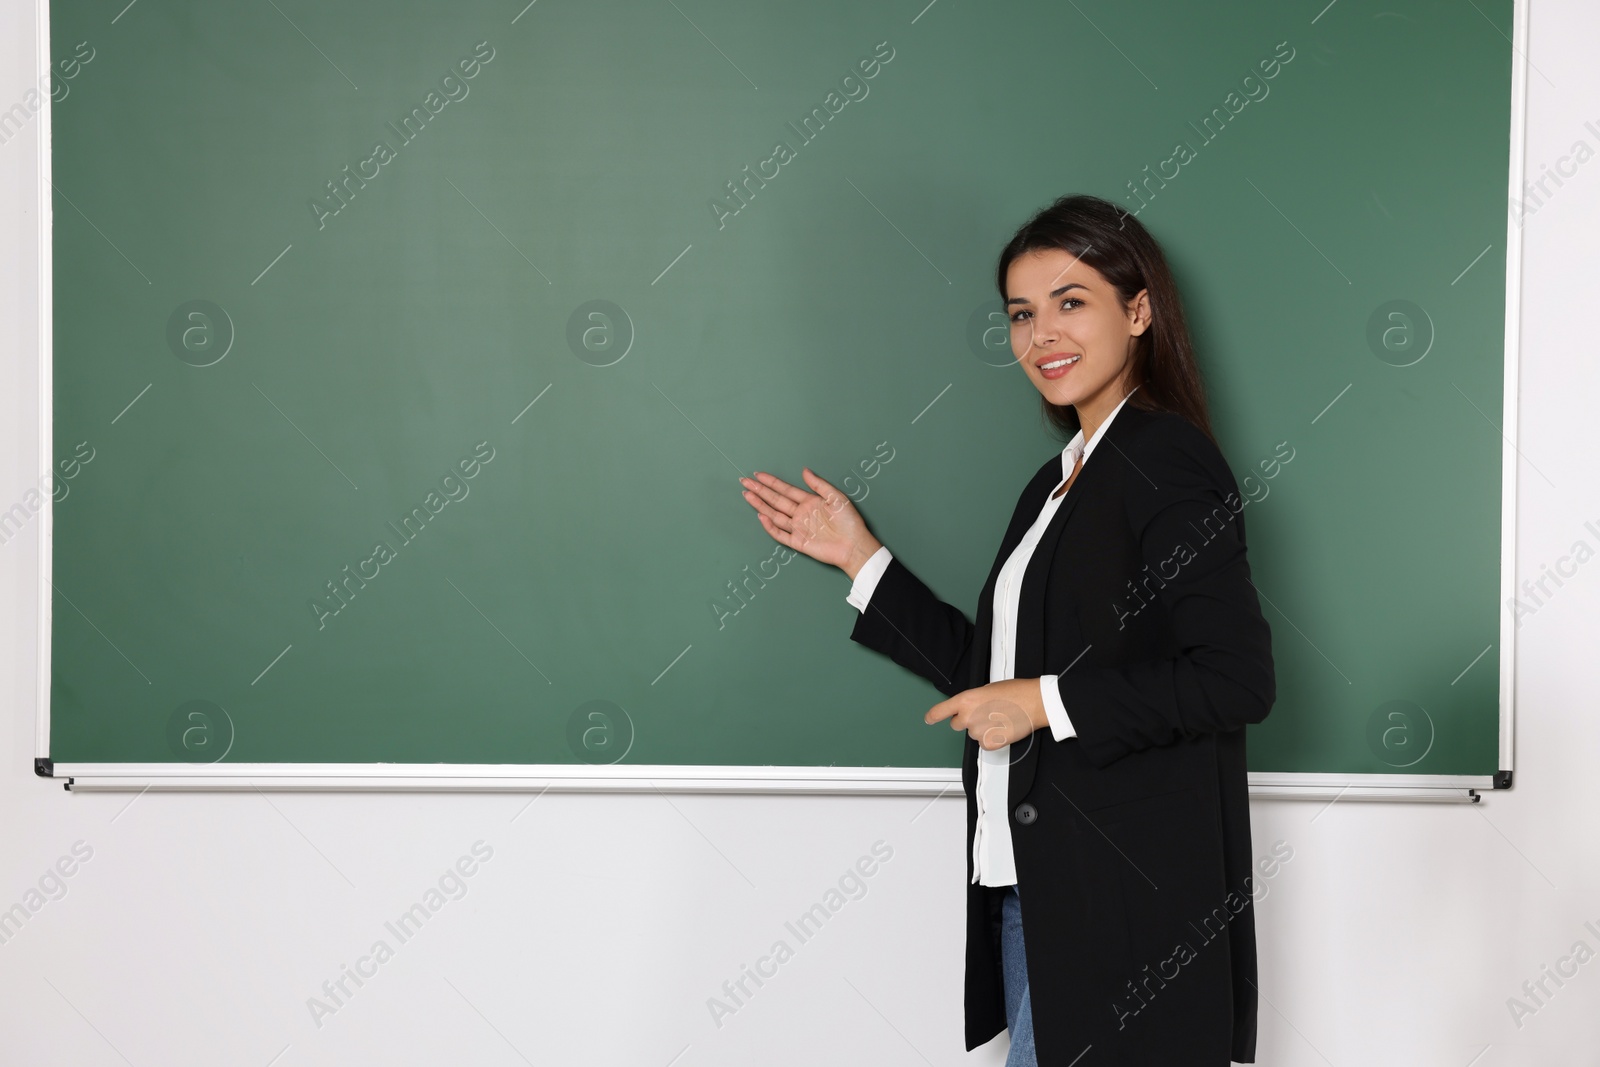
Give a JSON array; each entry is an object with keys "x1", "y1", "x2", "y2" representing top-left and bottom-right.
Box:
[{"x1": 999, "y1": 885, "x2": 1038, "y2": 1067}]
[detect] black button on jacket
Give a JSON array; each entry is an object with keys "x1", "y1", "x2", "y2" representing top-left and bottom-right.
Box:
[{"x1": 850, "y1": 404, "x2": 1276, "y2": 1067}]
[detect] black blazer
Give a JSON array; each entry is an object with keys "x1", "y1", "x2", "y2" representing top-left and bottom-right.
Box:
[{"x1": 850, "y1": 402, "x2": 1275, "y2": 1067}]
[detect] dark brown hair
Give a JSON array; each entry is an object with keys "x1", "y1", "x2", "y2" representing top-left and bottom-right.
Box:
[{"x1": 995, "y1": 194, "x2": 1214, "y2": 444}]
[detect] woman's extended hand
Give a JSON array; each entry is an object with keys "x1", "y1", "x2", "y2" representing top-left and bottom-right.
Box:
[
  {"x1": 739, "y1": 468, "x2": 883, "y2": 579},
  {"x1": 926, "y1": 679, "x2": 1049, "y2": 750}
]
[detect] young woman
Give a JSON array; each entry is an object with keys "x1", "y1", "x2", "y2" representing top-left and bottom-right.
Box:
[{"x1": 738, "y1": 194, "x2": 1276, "y2": 1066}]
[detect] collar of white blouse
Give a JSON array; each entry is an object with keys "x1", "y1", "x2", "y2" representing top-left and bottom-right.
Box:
[{"x1": 1060, "y1": 384, "x2": 1140, "y2": 486}]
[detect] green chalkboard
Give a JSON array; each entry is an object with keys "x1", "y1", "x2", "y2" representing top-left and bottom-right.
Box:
[{"x1": 43, "y1": 0, "x2": 1515, "y2": 779}]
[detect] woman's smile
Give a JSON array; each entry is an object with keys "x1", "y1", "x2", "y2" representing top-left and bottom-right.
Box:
[{"x1": 1035, "y1": 353, "x2": 1081, "y2": 379}]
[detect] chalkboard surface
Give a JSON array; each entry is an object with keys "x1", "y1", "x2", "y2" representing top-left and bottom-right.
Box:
[{"x1": 43, "y1": 0, "x2": 1514, "y2": 779}]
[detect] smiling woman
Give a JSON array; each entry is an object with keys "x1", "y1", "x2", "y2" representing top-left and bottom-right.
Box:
[
  {"x1": 1001, "y1": 202, "x2": 1213, "y2": 450},
  {"x1": 741, "y1": 194, "x2": 1276, "y2": 1067}
]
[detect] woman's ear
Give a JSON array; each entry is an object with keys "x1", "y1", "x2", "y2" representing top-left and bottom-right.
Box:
[{"x1": 1127, "y1": 288, "x2": 1153, "y2": 337}]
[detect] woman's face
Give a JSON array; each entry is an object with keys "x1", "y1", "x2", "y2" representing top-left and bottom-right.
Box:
[{"x1": 1005, "y1": 248, "x2": 1150, "y2": 416}]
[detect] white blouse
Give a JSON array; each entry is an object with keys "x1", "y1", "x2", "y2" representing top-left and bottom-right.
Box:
[{"x1": 846, "y1": 389, "x2": 1138, "y2": 886}]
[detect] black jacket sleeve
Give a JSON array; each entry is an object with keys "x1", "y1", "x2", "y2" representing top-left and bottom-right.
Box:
[
  {"x1": 848, "y1": 555, "x2": 977, "y2": 699},
  {"x1": 1056, "y1": 415, "x2": 1276, "y2": 768}
]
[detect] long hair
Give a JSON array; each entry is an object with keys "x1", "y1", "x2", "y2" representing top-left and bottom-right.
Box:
[{"x1": 994, "y1": 194, "x2": 1214, "y2": 444}]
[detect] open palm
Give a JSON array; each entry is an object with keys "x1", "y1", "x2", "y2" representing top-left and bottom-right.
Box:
[{"x1": 739, "y1": 467, "x2": 882, "y2": 577}]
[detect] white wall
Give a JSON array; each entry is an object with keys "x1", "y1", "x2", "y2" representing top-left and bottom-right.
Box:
[{"x1": 4, "y1": 2, "x2": 1598, "y2": 1064}]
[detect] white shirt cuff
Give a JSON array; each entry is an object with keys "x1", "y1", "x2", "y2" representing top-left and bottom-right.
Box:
[
  {"x1": 845, "y1": 546, "x2": 893, "y2": 613},
  {"x1": 1039, "y1": 675, "x2": 1076, "y2": 741}
]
